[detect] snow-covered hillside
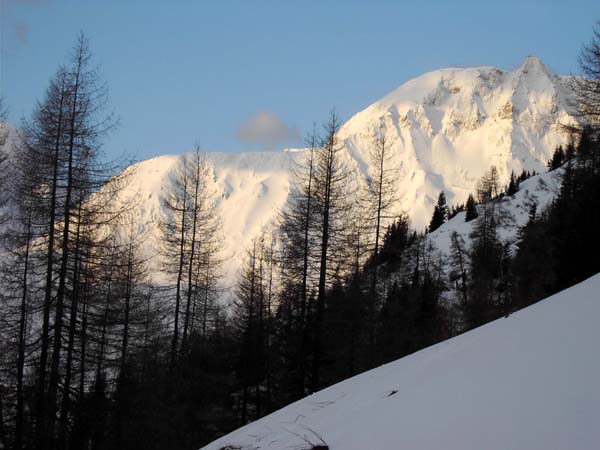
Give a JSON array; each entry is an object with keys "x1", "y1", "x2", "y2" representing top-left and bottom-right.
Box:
[
  {"x1": 115, "y1": 151, "x2": 300, "y2": 286},
  {"x1": 96, "y1": 57, "x2": 578, "y2": 285},
  {"x1": 201, "y1": 273, "x2": 600, "y2": 450},
  {"x1": 428, "y1": 166, "x2": 563, "y2": 273}
]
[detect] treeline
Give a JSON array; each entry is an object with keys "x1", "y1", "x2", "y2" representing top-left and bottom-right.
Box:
[
  {"x1": 227, "y1": 120, "x2": 600, "y2": 432},
  {"x1": 0, "y1": 25, "x2": 599, "y2": 450},
  {"x1": 456, "y1": 132, "x2": 599, "y2": 330},
  {"x1": 513, "y1": 128, "x2": 600, "y2": 307},
  {"x1": 432, "y1": 165, "x2": 540, "y2": 231},
  {"x1": 0, "y1": 35, "x2": 231, "y2": 450}
]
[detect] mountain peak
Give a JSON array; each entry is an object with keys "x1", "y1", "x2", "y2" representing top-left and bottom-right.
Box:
[
  {"x1": 338, "y1": 57, "x2": 576, "y2": 228},
  {"x1": 107, "y1": 60, "x2": 578, "y2": 286},
  {"x1": 518, "y1": 55, "x2": 551, "y2": 76}
]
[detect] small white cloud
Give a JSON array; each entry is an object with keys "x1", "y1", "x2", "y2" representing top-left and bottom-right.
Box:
[
  {"x1": 236, "y1": 111, "x2": 300, "y2": 149},
  {"x1": 3, "y1": 0, "x2": 48, "y2": 53}
]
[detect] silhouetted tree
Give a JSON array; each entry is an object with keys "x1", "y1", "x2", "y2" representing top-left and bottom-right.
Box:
[
  {"x1": 428, "y1": 191, "x2": 448, "y2": 232},
  {"x1": 363, "y1": 123, "x2": 399, "y2": 363},
  {"x1": 465, "y1": 194, "x2": 478, "y2": 222},
  {"x1": 506, "y1": 170, "x2": 519, "y2": 195},
  {"x1": 548, "y1": 146, "x2": 565, "y2": 171}
]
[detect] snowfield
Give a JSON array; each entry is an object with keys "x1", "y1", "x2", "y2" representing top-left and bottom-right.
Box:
[
  {"x1": 201, "y1": 273, "x2": 600, "y2": 450},
  {"x1": 107, "y1": 56, "x2": 577, "y2": 287},
  {"x1": 113, "y1": 151, "x2": 299, "y2": 287}
]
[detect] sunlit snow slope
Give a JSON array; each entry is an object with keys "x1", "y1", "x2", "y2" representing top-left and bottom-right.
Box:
[
  {"x1": 118, "y1": 56, "x2": 577, "y2": 285},
  {"x1": 201, "y1": 274, "x2": 600, "y2": 450},
  {"x1": 116, "y1": 151, "x2": 299, "y2": 286},
  {"x1": 339, "y1": 56, "x2": 576, "y2": 226}
]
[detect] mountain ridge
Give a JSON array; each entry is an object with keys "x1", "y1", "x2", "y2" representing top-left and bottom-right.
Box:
[
  {"x1": 3, "y1": 57, "x2": 574, "y2": 286},
  {"x1": 110, "y1": 56, "x2": 576, "y2": 285},
  {"x1": 338, "y1": 55, "x2": 575, "y2": 223}
]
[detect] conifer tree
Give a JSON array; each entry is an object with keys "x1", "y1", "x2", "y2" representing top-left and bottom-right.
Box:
[
  {"x1": 449, "y1": 231, "x2": 469, "y2": 306},
  {"x1": 0, "y1": 171, "x2": 38, "y2": 450},
  {"x1": 363, "y1": 123, "x2": 399, "y2": 363},
  {"x1": 376, "y1": 280, "x2": 414, "y2": 362},
  {"x1": 278, "y1": 128, "x2": 320, "y2": 397},
  {"x1": 512, "y1": 208, "x2": 554, "y2": 309},
  {"x1": 496, "y1": 243, "x2": 514, "y2": 317},
  {"x1": 378, "y1": 214, "x2": 411, "y2": 268},
  {"x1": 476, "y1": 166, "x2": 501, "y2": 202},
  {"x1": 465, "y1": 204, "x2": 502, "y2": 329},
  {"x1": 311, "y1": 110, "x2": 352, "y2": 391},
  {"x1": 465, "y1": 193, "x2": 478, "y2": 222},
  {"x1": 506, "y1": 171, "x2": 519, "y2": 196},
  {"x1": 18, "y1": 67, "x2": 72, "y2": 449},
  {"x1": 428, "y1": 191, "x2": 448, "y2": 232},
  {"x1": 565, "y1": 141, "x2": 576, "y2": 160},
  {"x1": 548, "y1": 146, "x2": 565, "y2": 171},
  {"x1": 233, "y1": 238, "x2": 267, "y2": 424},
  {"x1": 160, "y1": 146, "x2": 222, "y2": 366},
  {"x1": 12, "y1": 33, "x2": 119, "y2": 449}
]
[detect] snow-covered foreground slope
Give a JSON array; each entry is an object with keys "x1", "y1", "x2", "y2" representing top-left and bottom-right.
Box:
[
  {"x1": 114, "y1": 56, "x2": 576, "y2": 286},
  {"x1": 201, "y1": 274, "x2": 600, "y2": 450}
]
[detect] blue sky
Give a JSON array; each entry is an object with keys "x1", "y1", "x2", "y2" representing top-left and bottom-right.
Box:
[{"x1": 1, "y1": 0, "x2": 598, "y2": 161}]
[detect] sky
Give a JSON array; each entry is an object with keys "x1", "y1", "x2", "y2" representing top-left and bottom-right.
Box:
[{"x1": 0, "y1": 0, "x2": 599, "y2": 162}]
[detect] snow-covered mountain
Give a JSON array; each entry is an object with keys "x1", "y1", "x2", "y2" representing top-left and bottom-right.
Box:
[
  {"x1": 200, "y1": 273, "x2": 600, "y2": 450},
  {"x1": 110, "y1": 56, "x2": 578, "y2": 285},
  {"x1": 339, "y1": 56, "x2": 576, "y2": 225}
]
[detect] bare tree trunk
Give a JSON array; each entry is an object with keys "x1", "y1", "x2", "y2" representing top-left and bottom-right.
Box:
[
  {"x1": 79, "y1": 301, "x2": 87, "y2": 399},
  {"x1": 451, "y1": 232, "x2": 469, "y2": 306},
  {"x1": 182, "y1": 154, "x2": 201, "y2": 351},
  {"x1": 201, "y1": 256, "x2": 210, "y2": 338},
  {"x1": 142, "y1": 293, "x2": 151, "y2": 382},
  {"x1": 120, "y1": 240, "x2": 135, "y2": 376},
  {"x1": 312, "y1": 120, "x2": 336, "y2": 393},
  {"x1": 170, "y1": 173, "x2": 188, "y2": 368},
  {"x1": 298, "y1": 140, "x2": 315, "y2": 397},
  {"x1": 368, "y1": 133, "x2": 385, "y2": 365},
  {"x1": 0, "y1": 387, "x2": 8, "y2": 450},
  {"x1": 312, "y1": 196, "x2": 329, "y2": 392},
  {"x1": 58, "y1": 205, "x2": 84, "y2": 448},
  {"x1": 265, "y1": 238, "x2": 274, "y2": 411},
  {"x1": 47, "y1": 43, "x2": 84, "y2": 444},
  {"x1": 16, "y1": 203, "x2": 34, "y2": 450},
  {"x1": 97, "y1": 255, "x2": 115, "y2": 377},
  {"x1": 365, "y1": 127, "x2": 398, "y2": 366},
  {"x1": 36, "y1": 73, "x2": 67, "y2": 450},
  {"x1": 241, "y1": 242, "x2": 257, "y2": 425}
]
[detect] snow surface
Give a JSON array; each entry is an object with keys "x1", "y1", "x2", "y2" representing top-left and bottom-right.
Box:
[
  {"x1": 113, "y1": 151, "x2": 301, "y2": 287},
  {"x1": 427, "y1": 166, "x2": 564, "y2": 272},
  {"x1": 338, "y1": 56, "x2": 576, "y2": 227},
  {"x1": 109, "y1": 56, "x2": 576, "y2": 287},
  {"x1": 201, "y1": 273, "x2": 600, "y2": 450}
]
